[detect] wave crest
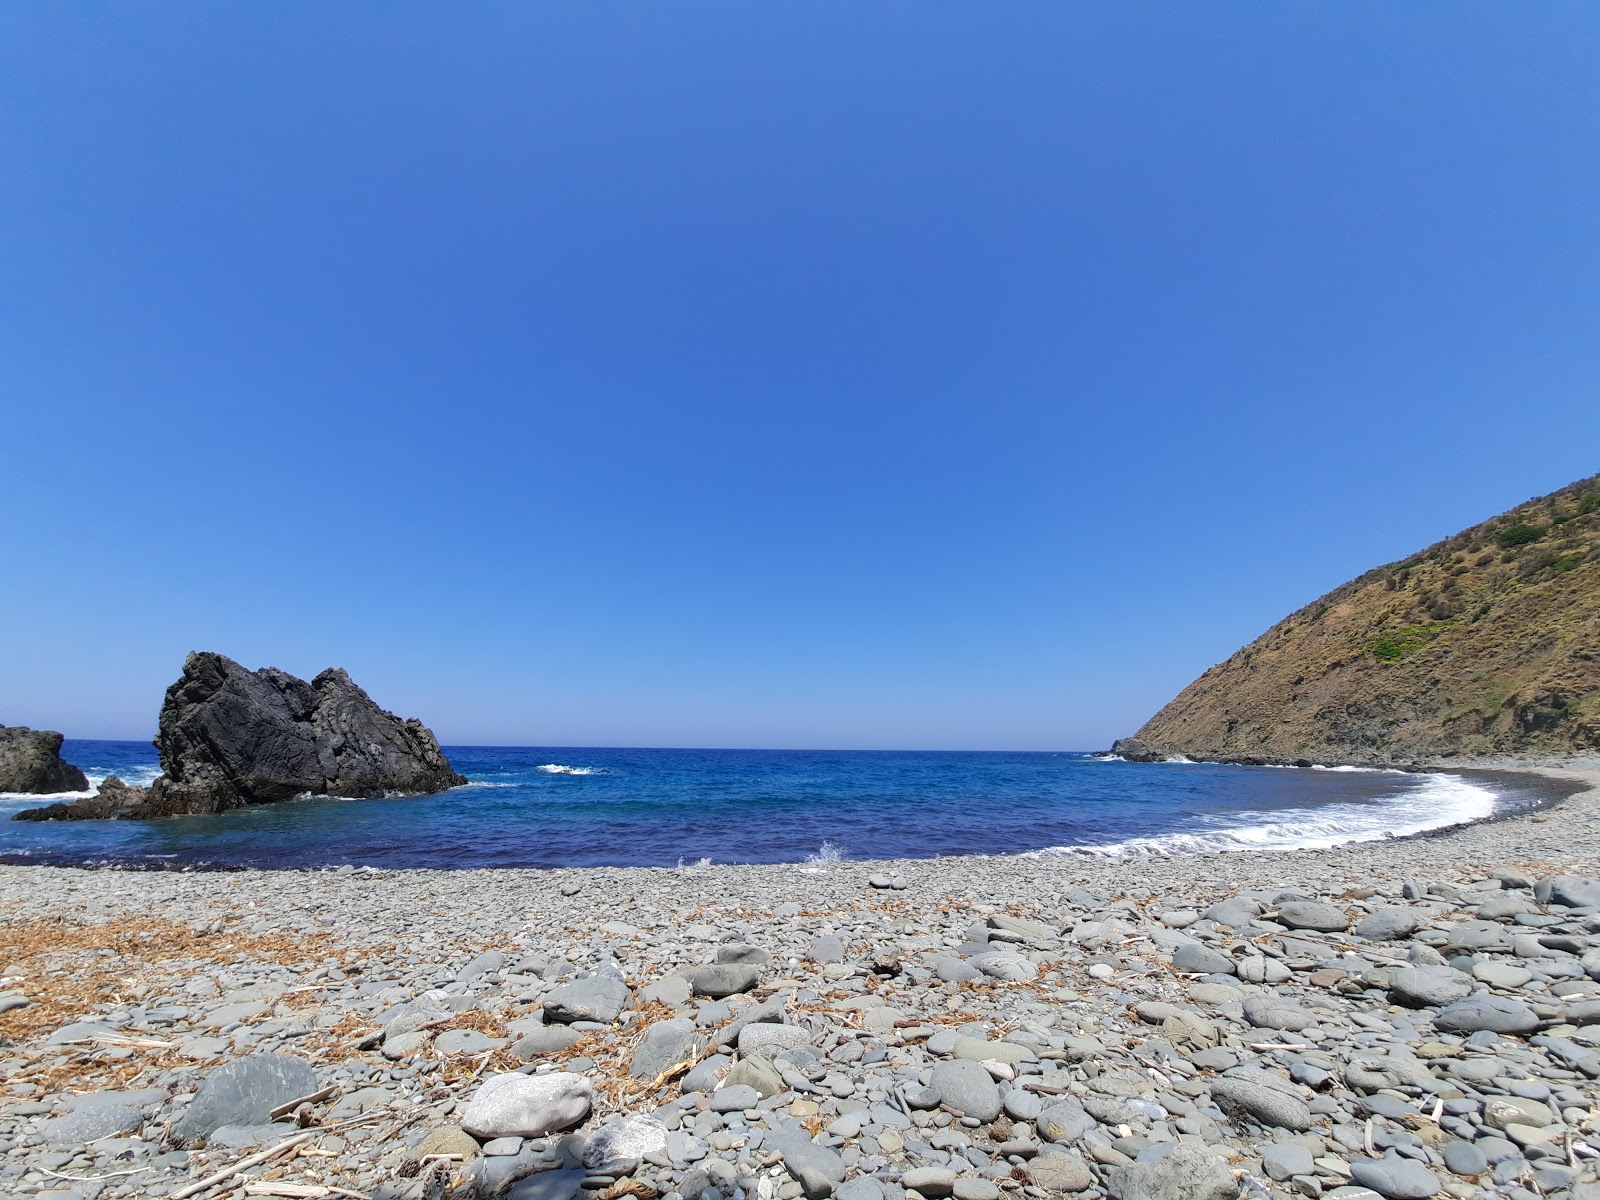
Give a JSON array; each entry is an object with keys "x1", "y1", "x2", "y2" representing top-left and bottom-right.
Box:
[{"x1": 1030, "y1": 772, "x2": 1497, "y2": 858}]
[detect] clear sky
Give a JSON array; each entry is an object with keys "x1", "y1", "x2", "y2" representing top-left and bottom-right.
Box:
[{"x1": 2, "y1": 4, "x2": 1597, "y2": 750}]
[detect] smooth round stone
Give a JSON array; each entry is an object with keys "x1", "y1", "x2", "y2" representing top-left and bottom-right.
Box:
[
  {"x1": 1277, "y1": 901, "x2": 1351, "y2": 933},
  {"x1": 1003, "y1": 1090, "x2": 1043, "y2": 1121},
  {"x1": 481, "y1": 1136, "x2": 523, "y2": 1156},
  {"x1": 1441, "y1": 1140, "x2": 1487, "y2": 1176},
  {"x1": 709, "y1": 1084, "x2": 760, "y2": 1113},
  {"x1": 928, "y1": 1060, "x2": 1002, "y2": 1121},
  {"x1": 1087, "y1": 964, "x2": 1115, "y2": 981}
]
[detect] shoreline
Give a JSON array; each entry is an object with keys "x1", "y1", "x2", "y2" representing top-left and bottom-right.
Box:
[
  {"x1": 0, "y1": 754, "x2": 1595, "y2": 875},
  {"x1": 1, "y1": 756, "x2": 1598, "y2": 1198}
]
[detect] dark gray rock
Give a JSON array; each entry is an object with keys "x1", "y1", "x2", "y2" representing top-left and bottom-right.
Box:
[
  {"x1": 14, "y1": 774, "x2": 149, "y2": 821},
  {"x1": 140, "y1": 651, "x2": 466, "y2": 816},
  {"x1": 1354, "y1": 908, "x2": 1421, "y2": 941},
  {"x1": 1173, "y1": 944, "x2": 1234, "y2": 975},
  {"x1": 1536, "y1": 876, "x2": 1600, "y2": 908},
  {"x1": 1109, "y1": 737, "x2": 1169, "y2": 763},
  {"x1": 543, "y1": 974, "x2": 629, "y2": 1024},
  {"x1": 1389, "y1": 965, "x2": 1474, "y2": 1008},
  {"x1": 1209, "y1": 1071, "x2": 1312, "y2": 1130},
  {"x1": 1433, "y1": 994, "x2": 1541, "y2": 1034},
  {"x1": 0, "y1": 725, "x2": 88, "y2": 794},
  {"x1": 1261, "y1": 1143, "x2": 1314, "y2": 1182},
  {"x1": 684, "y1": 964, "x2": 761, "y2": 998},
  {"x1": 171, "y1": 1053, "x2": 320, "y2": 1145},
  {"x1": 1442, "y1": 1140, "x2": 1487, "y2": 1176}
]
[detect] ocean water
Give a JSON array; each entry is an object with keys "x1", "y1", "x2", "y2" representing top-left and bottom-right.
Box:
[{"x1": 0, "y1": 741, "x2": 1552, "y2": 871}]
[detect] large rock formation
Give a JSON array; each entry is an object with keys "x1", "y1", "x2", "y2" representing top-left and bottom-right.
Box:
[
  {"x1": 0, "y1": 726, "x2": 89, "y2": 794},
  {"x1": 1117, "y1": 474, "x2": 1600, "y2": 765},
  {"x1": 15, "y1": 652, "x2": 465, "y2": 820}
]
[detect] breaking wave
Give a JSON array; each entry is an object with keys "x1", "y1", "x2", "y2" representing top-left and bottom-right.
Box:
[
  {"x1": 536, "y1": 764, "x2": 606, "y2": 776},
  {"x1": 1031, "y1": 772, "x2": 1498, "y2": 858}
]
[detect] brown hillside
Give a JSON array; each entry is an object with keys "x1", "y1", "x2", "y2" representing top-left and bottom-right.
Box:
[{"x1": 1126, "y1": 474, "x2": 1600, "y2": 763}]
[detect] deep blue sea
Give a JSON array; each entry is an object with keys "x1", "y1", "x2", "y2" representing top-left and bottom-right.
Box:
[{"x1": 0, "y1": 740, "x2": 1551, "y2": 871}]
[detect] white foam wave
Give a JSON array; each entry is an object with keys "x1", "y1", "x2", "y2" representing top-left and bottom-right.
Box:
[
  {"x1": 536, "y1": 764, "x2": 605, "y2": 776},
  {"x1": 0, "y1": 761, "x2": 163, "y2": 805},
  {"x1": 1031, "y1": 772, "x2": 1497, "y2": 859},
  {"x1": 460, "y1": 780, "x2": 520, "y2": 788},
  {"x1": 805, "y1": 840, "x2": 845, "y2": 864}
]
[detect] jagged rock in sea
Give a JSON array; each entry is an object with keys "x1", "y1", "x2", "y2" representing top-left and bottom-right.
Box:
[
  {"x1": 13, "y1": 775, "x2": 146, "y2": 822},
  {"x1": 0, "y1": 726, "x2": 89, "y2": 794},
  {"x1": 1116, "y1": 473, "x2": 1600, "y2": 764},
  {"x1": 15, "y1": 652, "x2": 466, "y2": 820}
]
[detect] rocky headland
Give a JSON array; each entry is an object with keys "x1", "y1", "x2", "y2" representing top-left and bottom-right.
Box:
[
  {"x1": 1, "y1": 761, "x2": 1598, "y2": 1200},
  {"x1": 0, "y1": 727, "x2": 88, "y2": 796},
  {"x1": 14, "y1": 652, "x2": 466, "y2": 821},
  {"x1": 1116, "y1": 475, "x2": 1600, "y2": 766}
]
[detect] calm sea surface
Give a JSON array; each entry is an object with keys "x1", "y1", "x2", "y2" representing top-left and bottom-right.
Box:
[{"x1": 0, "y1": 741, "x2": 1549, "y2": 870}]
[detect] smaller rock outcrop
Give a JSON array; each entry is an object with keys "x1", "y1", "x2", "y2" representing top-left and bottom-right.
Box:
[
  {"x1": 13, "y1": 775, "x2": 151, "y2": 822},
  {"x1": 1107, "y1": 736, "x2": 1167, "y2": 763},
  {"x1": 0, "y1": 726, "x2": 89, "y2": 794}
]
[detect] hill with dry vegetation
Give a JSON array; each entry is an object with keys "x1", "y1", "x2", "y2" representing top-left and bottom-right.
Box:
[{"x1": 1119, "y1": 473, "x2": 1600, "y2": 764}]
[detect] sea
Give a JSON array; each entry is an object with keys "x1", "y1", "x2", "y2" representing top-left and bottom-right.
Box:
[{"x1": 0, "y1": 741, "x2": 1561, "y2": 872}]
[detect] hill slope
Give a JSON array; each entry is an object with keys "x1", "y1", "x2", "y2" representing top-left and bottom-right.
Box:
[{"x1": 1120, "y1": 474, "x2": 1600, "y2": 764}]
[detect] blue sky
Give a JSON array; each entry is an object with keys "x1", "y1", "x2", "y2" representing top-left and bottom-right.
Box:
[{"x1": 2, "y1": 4, "x2": 1597, "y2": 749}]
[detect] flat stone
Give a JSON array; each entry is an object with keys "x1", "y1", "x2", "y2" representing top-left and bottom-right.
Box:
[
  {"x1": 631, "y1": 1017, "x2": 698, "y2": 1080},
  {"x1": 684, "y1": 964, "x2": 761, "y2": 998},
  {"x1": 1390, "y1": 966, "x2": 1474, "y2": 1008},
  {"x1": 1106, "y1": 1142, "x2": 1237, "y2": 1200},
  {"x1": 1433, "y1": 994, "x2": 1541, "y2": 1034},
  {"x1": 39, "y1": 1105, "x2": 144, "y2": 1146},
  {"x1": 511, "y1": 1026, "x2": 583, "y2": 1059},
  {"x1": 1354, "y1": 909, "x2": 1421, "y2": 941},
  {"x1": 1173, "y1": 944, "x2": 1235, "y2": 975},
  {"x1": 435, "y1": 1029, "x2": 504, "y2": 1055},
  {"x1": 171, "y1": 1053, "x2": 320, "y2": 1145},
  {"x1": 710, "y1": 1083, "x2": 760, "y2": 1112},
  {"x1": 1262, "y1": 1143, "x2": 1314, "y2": 1181},
  {"x1": 542, "y1": 975, "x2": 630, "y2": 1024},
  {"x1": 1210, "y1": 1073, "x2": 1312, "y2": 1130},
  {"x1": 1277, "y1": 901, "x2": 1351, "y2": 933},
  {"x1": 1243, "y1": 995, "x2": 1316, "y2": 1031},
  {"x1": 898, "y1": 1167, "x2": 954, "y2": 1197}
]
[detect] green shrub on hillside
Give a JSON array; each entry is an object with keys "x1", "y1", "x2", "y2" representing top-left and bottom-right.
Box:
[{"x1": 1497, "y1": 523, "x2": 1544, "y2": 548}]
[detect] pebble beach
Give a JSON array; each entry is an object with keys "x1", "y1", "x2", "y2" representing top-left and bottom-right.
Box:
[{"x1": 2, "y1": 759, "x2": 1599, "y2": 1200}]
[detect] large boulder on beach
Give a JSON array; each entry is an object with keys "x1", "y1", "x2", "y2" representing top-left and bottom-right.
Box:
[
  {"x1": 141, "y1": 652, "x2": 465, "y2": 816},
  {"x1": 0, "y1": 725, "x2": 88, "y2": 794}
]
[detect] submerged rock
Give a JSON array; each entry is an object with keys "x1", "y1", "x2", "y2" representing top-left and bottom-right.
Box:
[{"x1": 0, "y1": 725, "x2": 88, "y2": 794}]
